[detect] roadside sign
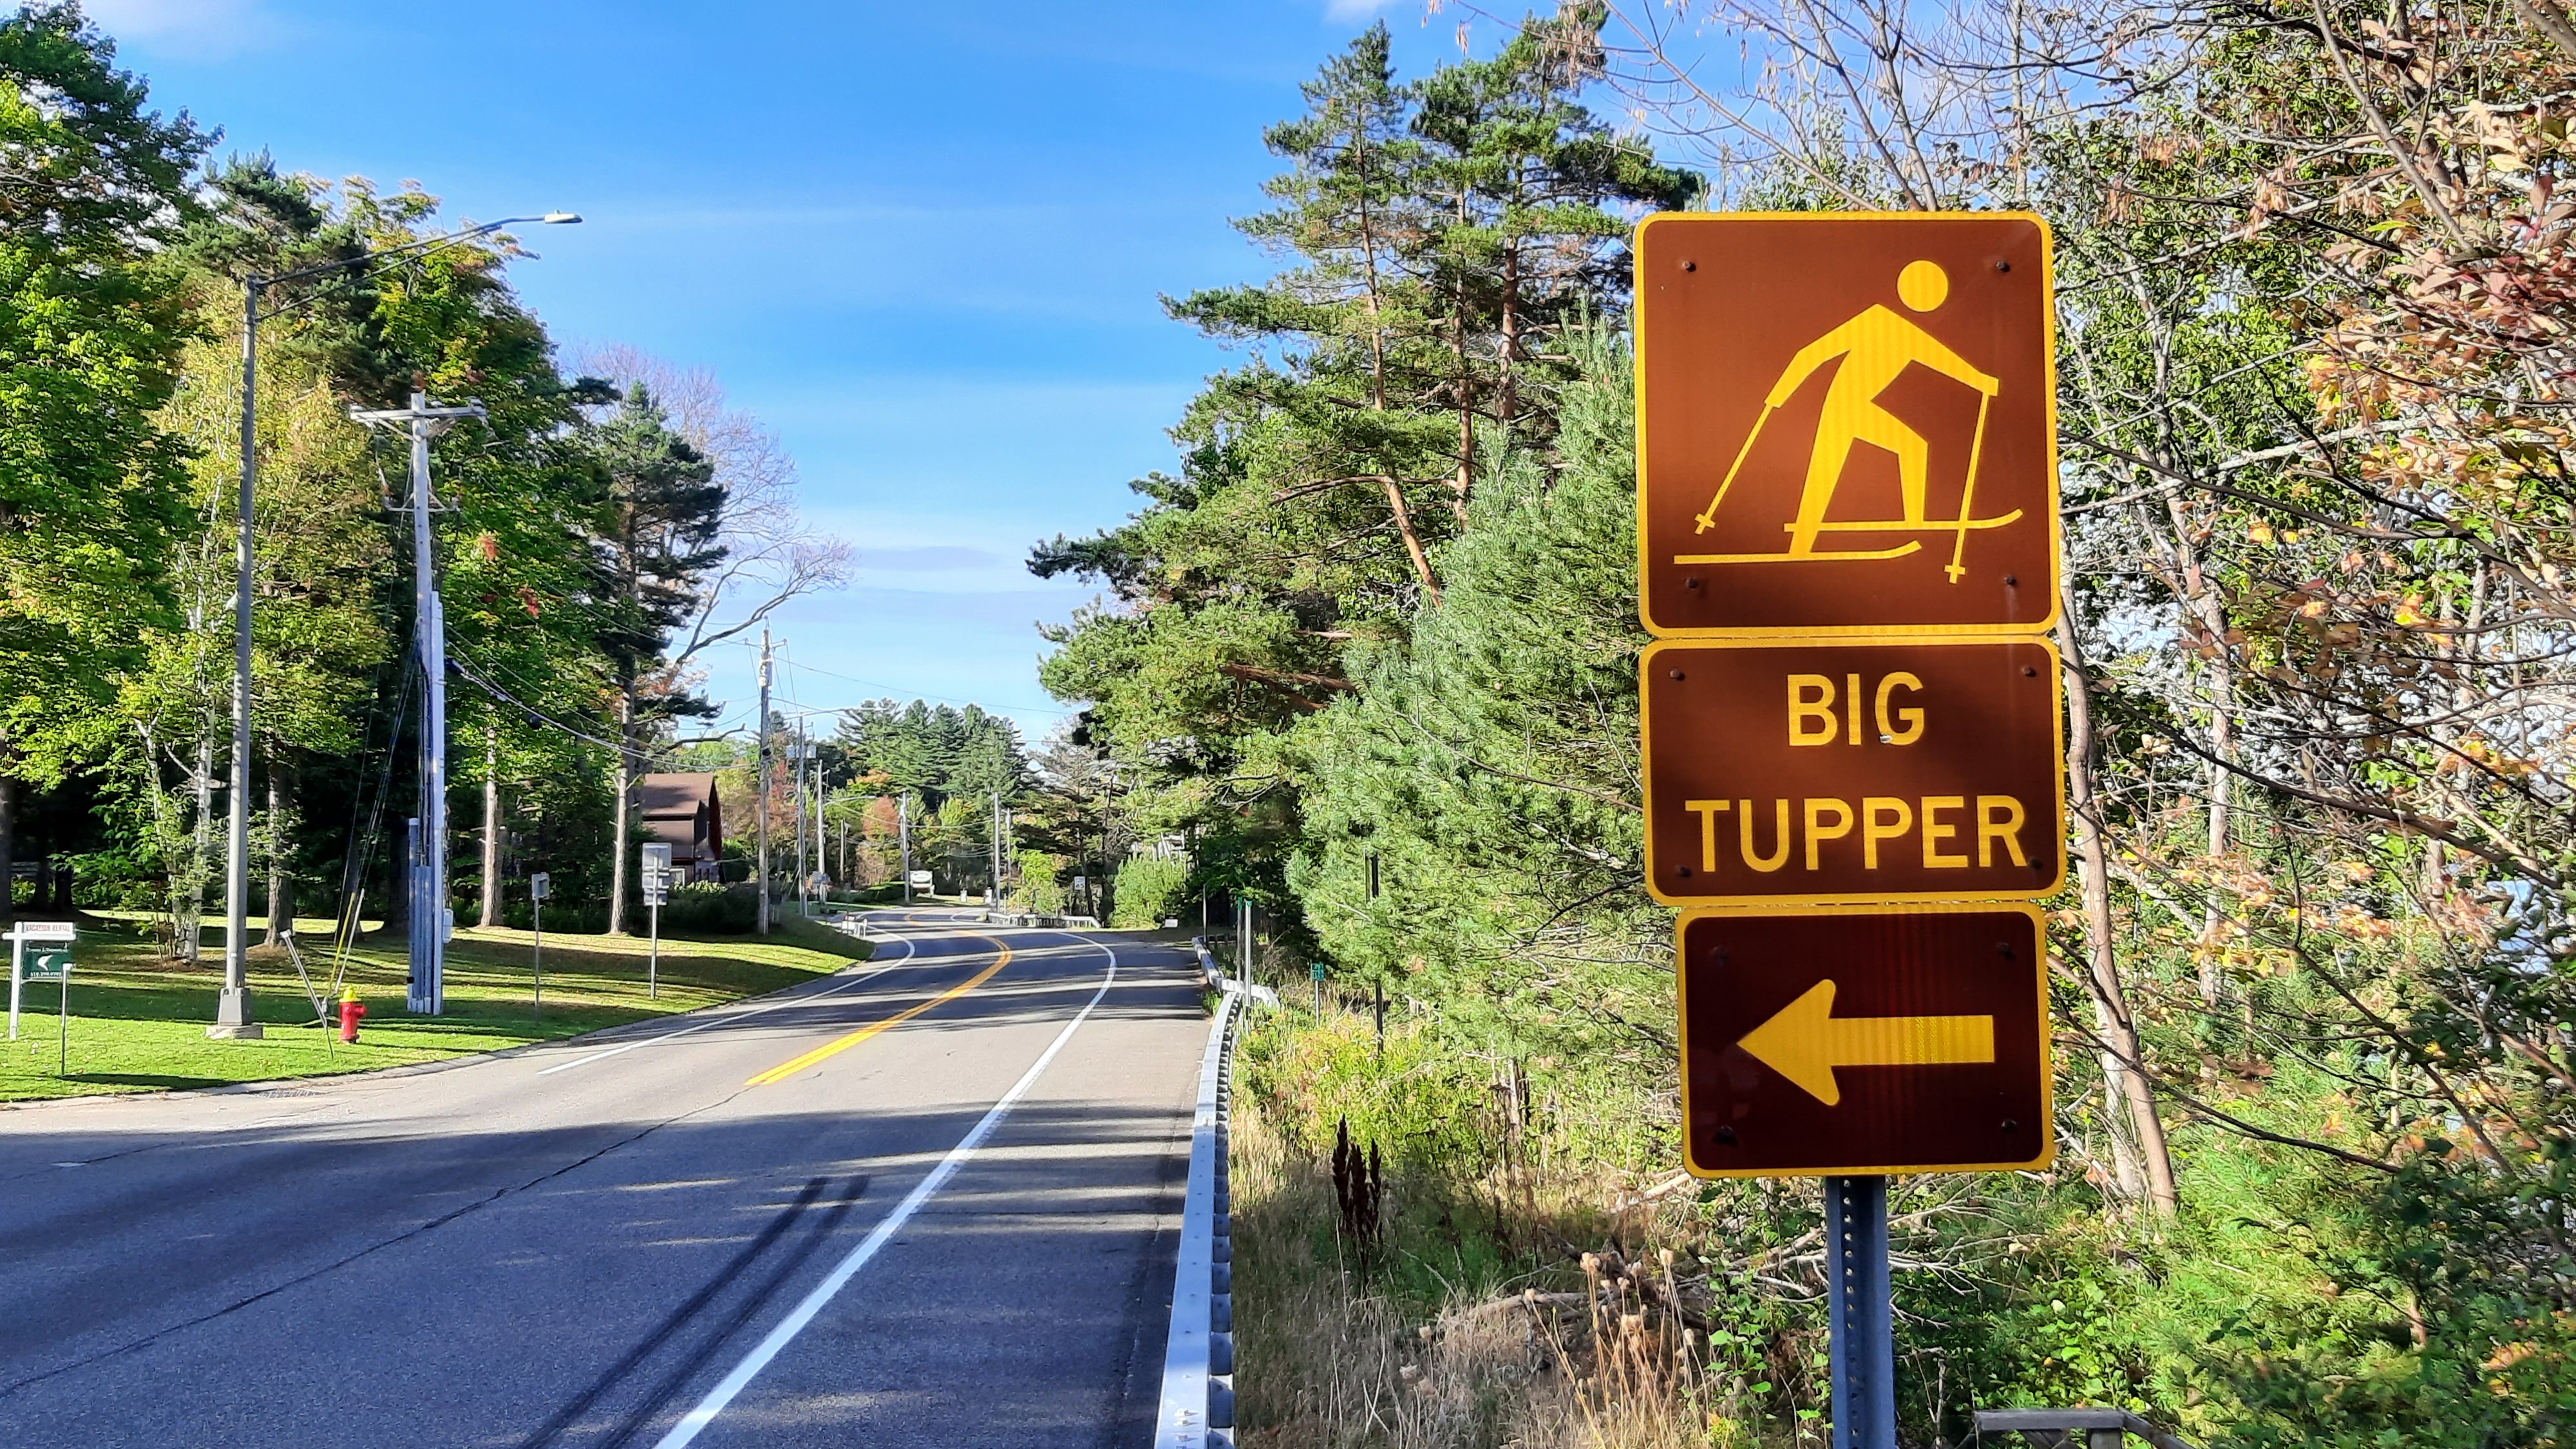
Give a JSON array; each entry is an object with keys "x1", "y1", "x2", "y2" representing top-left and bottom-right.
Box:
[
  {"x1": 528, "y1": 872, "x2": 550, "y2": 900},
  {"x1": 12, "y1": 921, "x2": 74, "y2": 942},
  {"x1": 1678, "y1": 903, "x2": 2051, "y2": 1177},
  {"x1": 640, "y1": 842, "x2": 672, "y2": 887},
  {"x1": 1635, "y1": 213, "x2": 2058, "y2": 637},
  {"x1": 1642, "y1": 637, "x2": 2064, "y2": 905},
  {"x1": 22, "y1": 951, "x2": 68, "y2": 982}
]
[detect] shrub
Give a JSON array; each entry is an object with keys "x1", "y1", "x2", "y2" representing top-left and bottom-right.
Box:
[
  {"x1": 1012, "y1": 851, "x2": 1068, "y2": 914},
  {"x1": 656, "y1": 882, "x2": 757, "y2": 934},
  {"x1": 1110, "y1": 854, "x2": 1188, "y2": 928}
]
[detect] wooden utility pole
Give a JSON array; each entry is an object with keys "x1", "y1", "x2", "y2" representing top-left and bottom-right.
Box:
[
  {"x1": 478, "y1": 728, "x2": 502, "y2": 928},
  {"x1": 755, "y1": 630, "x2": 772, "y2": 936}
]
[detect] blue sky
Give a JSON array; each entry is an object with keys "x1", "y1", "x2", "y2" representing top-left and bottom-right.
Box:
[{"x1": 82, "y1": 0, "x2": 1512, "y2": 743}]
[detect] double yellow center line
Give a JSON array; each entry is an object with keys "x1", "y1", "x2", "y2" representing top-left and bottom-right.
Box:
[{"x1": 746, "y1": 937, "x2": 1013, "y2": 1087}]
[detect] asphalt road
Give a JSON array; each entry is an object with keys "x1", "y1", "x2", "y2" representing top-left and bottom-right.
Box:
[{"x1": 0, "y1": 911, "x2": 1211, "y2": 1448}]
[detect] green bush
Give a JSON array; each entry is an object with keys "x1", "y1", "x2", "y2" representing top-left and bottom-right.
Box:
[
  {"x1": 1012, "y1": 852, "x2": 1068, "y2": 914},
  {"x1": 657, "y1": 881, "x2": 759, "y2": 934},
  {"x1": 1110, "y1": 854, "x2": 1188, "y2": 927}
]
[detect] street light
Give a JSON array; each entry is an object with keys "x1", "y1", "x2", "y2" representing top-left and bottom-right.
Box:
[{"x1": 212, "y1": 212, "x2": 580, "y2": 1039}]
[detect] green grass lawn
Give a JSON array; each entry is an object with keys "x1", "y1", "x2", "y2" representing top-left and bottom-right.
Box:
[{"x1": 0, "y1": 912, "x2": 874, "y2": 1104}]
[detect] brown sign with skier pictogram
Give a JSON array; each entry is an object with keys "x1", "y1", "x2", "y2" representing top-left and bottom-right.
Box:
[{"x1": 1635, "y1": 213, "x2": 2060, "y2": 637}]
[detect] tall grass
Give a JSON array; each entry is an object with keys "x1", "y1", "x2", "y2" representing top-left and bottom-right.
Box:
[{"x1": 1229, "y1": 1005, "x2": 1821, "y2": 1448}]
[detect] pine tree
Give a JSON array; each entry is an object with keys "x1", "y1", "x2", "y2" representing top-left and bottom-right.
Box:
[{"x1": 587, "y1": 386, "x2": 725, "y2": 933}]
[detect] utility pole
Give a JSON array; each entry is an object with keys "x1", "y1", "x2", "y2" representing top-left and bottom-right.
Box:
[
  {"x1": 353, "y1": 390, "x2": 484, "y2": 1016},
  {"x1": 755, "y1": 629, "x2": 772, "y2": 936},
  {"x1": 793, "y1": 724, "x2": 810, "y2": 918},
  {"x1": 211, "y1": 280, "x2": 263, "y2": 1040},
  {"x1": 478, "y1": 727, "x2": 502, "y2": 928},
  {"x1": 898, "y1": 793, "x2": 912, "y2": 905},
  {"x1": 990, "y1": 790, "x2": 1002, "y2": 906}
]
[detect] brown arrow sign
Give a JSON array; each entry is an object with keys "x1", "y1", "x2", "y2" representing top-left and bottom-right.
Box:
[{"x1": 1680, "y1": 904, "x2": 2053, "y2": 1178}]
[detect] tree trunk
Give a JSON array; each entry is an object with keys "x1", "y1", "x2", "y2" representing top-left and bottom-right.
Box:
[
  {"x1": 1499, "y1": 238, "x2": 1520, "y2": 424},
  {"x1": 1452, "y1": 307, "x2": 1475, "y2": 522},
  {"x1": 480, "y1": 726, "x2": 503, "y2": 928},
  {"x1": 0, "y1": 770, "x2": 17, "y2": 929},
  {"x1": 2060, "y1": 609, "x2": 2181, "y2": 1215},
  {"x1": 263, "y1": 759, "x2": 294, "y2": 943},
  {"x1": 186, "y1": 727, "x2": 214, "y2": 960},
  {"x1": 2160, "y1": 495, "x2": 2235, "y2": 1005},
  {"x1": 609, "y1": 692, "x2": 633, "y2": 936}
]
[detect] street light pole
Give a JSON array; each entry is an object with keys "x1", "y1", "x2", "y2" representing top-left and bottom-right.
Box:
[
  {"x1": 212, "y1": 211, "x2": 578, "y2": 1040},
  {"x1": 211, "y1": 280, "x2": 262, "y2": 1039}
]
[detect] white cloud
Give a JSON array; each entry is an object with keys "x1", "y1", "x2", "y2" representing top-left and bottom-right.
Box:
[{"x1": 82, "y1": 0, "x2": 279, "y2": 57}]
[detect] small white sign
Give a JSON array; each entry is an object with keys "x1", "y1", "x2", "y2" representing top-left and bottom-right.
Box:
[
  {"x1": 907, "y1": 870, "x2": 933, "y2": 887},
  {"x1": 11, "y1": 921, "x2": 74, "y2": 942},
  {"x1": 529, "y1": 872, "x2": 551, "y2": 901}
]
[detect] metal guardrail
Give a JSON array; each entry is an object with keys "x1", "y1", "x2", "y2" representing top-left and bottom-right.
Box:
[
  {"x1": 1154, "y1": 984, "x2": 1244, "y2": 1449},
  {"x1": 980, "y1": 911, "x2": 1103, "y2": 929},
  {"x1": 1189, "y1": 936, "x2": 1281, "y2": 1008}
]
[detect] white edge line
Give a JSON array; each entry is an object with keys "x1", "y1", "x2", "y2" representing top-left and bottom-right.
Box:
[
  {"x1": 651, "y1": 934, "x2": 1119, "y2": 1449},
  {"x1": 536, "y1": 936, "x2": 922, "y2": 1076}
]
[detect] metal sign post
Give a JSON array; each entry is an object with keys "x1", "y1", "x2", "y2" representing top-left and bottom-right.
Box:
[
  {"x1": 528, "y1": 872, "x2": 549, "y2": 1025},
  {"x1": 641, "y1": 843, "x2": 670, "y2": 999},
  {"x1": 1638, "y1": 212, "x2": 2064, "y2": 1449},
  {"x1": 1826, "y1": 1176, "x2": 1895, "y2": 1449}
]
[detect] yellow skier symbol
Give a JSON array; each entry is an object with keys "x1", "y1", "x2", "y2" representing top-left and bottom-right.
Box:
[{"x1": 1681, "y1": 260, "x2": 2020, "y2": 583}]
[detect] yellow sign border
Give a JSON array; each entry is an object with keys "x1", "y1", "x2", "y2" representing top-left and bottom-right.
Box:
[
  {"x1": 1632, "y1": 210, "x2": 2063, "y2": 641},
  {"x1": 1675, "y1": 900, "x2": 2057, "y2": 1179},
  {"x1": 1639, "y1": 636, "x2": 2069, "y2": 907}
]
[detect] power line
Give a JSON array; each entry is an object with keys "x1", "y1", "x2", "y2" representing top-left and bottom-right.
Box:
[{"x1": 744, "y1": 641, "x2": 1077, "y2": 719}]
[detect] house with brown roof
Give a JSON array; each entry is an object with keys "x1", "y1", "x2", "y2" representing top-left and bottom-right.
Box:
[{"x1": 637, "y1": 773, "x2": 726, "y2": 882}]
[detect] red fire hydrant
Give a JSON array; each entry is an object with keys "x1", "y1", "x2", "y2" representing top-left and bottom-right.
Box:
[{"x1": 339, "y1": 992, "x2": 365, "y2": 1043}]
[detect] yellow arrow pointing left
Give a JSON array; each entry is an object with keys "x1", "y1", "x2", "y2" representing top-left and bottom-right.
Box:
[{"x1": 1734, "y1": 979, "x2": 1994, "y2": 1106}]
